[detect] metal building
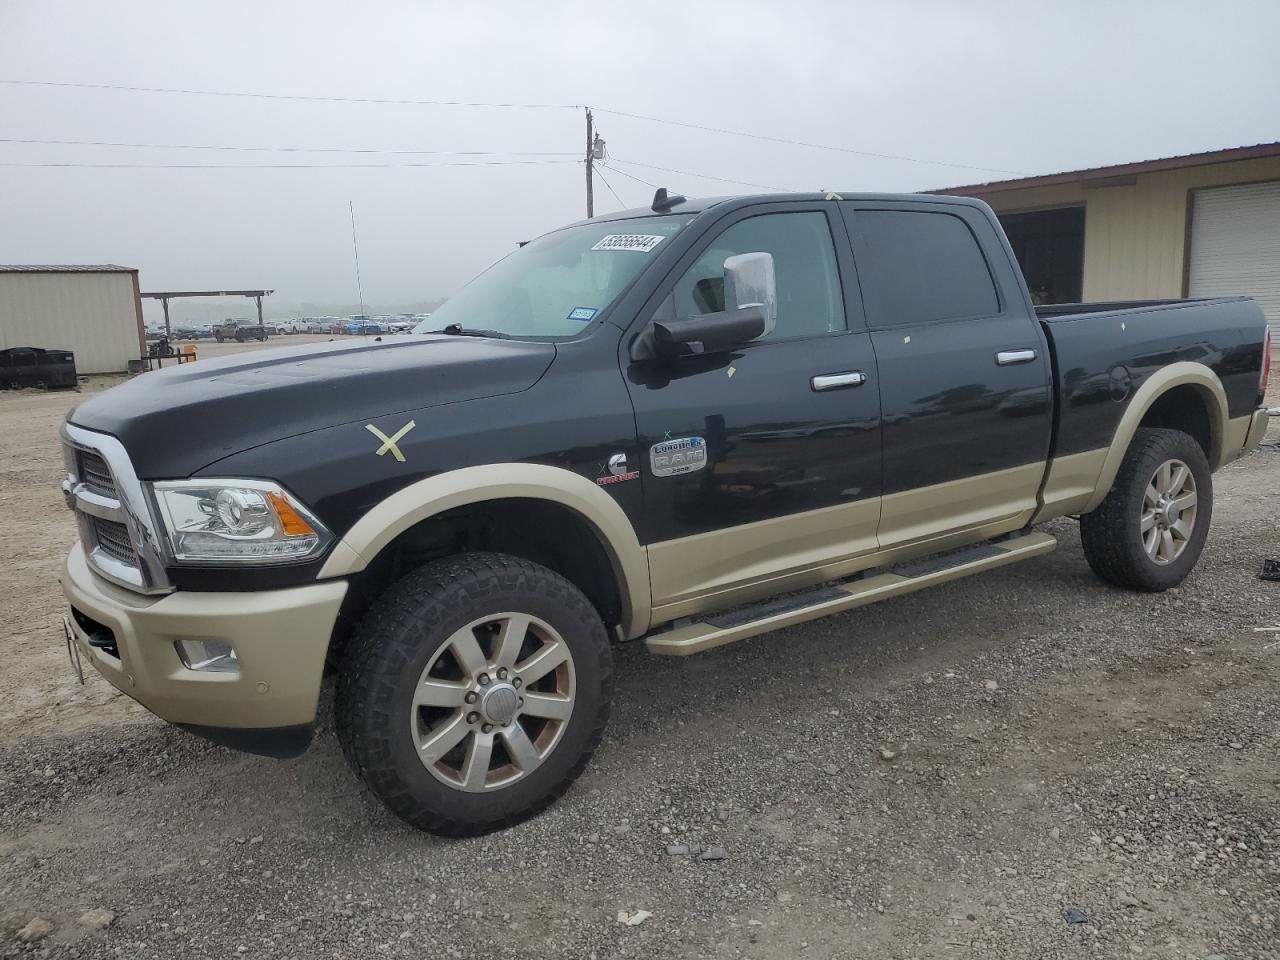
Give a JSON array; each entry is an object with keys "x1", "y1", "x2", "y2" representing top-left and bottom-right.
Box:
[
  {"x1": 0, "y1": 265, "x2": 146, "y2": 374},
  {"x1": 935, "y1": 142, "x2": 1280, "y2": 336}
]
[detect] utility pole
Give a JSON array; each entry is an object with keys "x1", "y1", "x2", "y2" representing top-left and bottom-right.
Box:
[
  {"x1": 584, "y1": 107, "x2": 594, "y2": 218},
  {"x1": 348, "y1": 200, "x2": 367, "y2": 326}
]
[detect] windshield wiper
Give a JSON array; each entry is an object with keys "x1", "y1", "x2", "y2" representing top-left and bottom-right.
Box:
[{"x1": 425, "y1": 323, "x2": 511, "y2": 339}]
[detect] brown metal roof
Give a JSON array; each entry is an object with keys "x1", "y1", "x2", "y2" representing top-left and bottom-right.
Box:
[
  {"x1": 0, "y1": 264, "x2": 137, "y2": 273},
  {"x1": 931, "y1": 142, "x2": 1280, "y2": 196}
]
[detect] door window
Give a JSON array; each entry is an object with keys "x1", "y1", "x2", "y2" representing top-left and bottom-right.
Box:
[
  {"x1": 851, "y1": 210, "x2": 999, "y2": 328},
  {"x1": 670, "y1": 212, "x2": 845, "y2": 340}
]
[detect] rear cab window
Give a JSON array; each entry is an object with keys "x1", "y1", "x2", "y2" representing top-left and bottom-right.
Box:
[{"x1": 845, "y1": 208, "x2": 1001, "y2": 328}]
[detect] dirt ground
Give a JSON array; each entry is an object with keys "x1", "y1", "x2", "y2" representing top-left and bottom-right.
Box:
[{"x1": 0, "y1": 349, "x2": 1277, "y2": 959}]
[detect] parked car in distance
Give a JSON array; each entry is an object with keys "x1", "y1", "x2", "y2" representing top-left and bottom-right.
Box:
[
  {"x1": 213, "y1": 320, "x2": 267, "y2": 343},
  {"x1": 1, "y1": 346, "x2": 76, "y2": 389},
  {"x1": 173, "y1": 326, "x2": 213, "y2": 340},
  {"x1": 57, "y1": 190, "x2": 1271, "y2": 838}
]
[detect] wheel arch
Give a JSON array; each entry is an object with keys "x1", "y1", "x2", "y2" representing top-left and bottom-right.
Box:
[
  {"x1": 317, "y1": 464, "x2": 651, "y2": 640},
  {"x1": 1083, "y1": 362, "x2": 1228, "y2": 513}
]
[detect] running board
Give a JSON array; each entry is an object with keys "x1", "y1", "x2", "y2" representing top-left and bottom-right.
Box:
[{"x1": 645, "y1": 531, "x2": 1057, "y2": 656}]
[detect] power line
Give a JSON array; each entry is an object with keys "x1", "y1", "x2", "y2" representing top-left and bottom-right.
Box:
[
  {"x1": 591, "y1": 164, "x2": 629, "y2": 211},
  {"x1": 600, "y1": 162, "x2": 658, "y2": 189},
  {"x1": 0, "y1": 159, "x2": 579, "y2": 169},
  {"x1": 0, "y1": 77, "x2": 1021, "y2": 176},
  {"x1": 608, "y1": 158, "x2": 790, "y2": 192},
  {"x1": 595, "y1": 107, "x2": 1023, "y2": 175},
  {"x1": 0, "y1": 137, "x2": 577, "y2": 157},
  {"x1": 0, "y1": 78, "x2": 581, "y2": 110}
]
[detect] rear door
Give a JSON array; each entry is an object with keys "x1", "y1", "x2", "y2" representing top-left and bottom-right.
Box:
[
  {"x1": 841, "y1": 201, "x2": 1052, "y2": 548},
  {"x1": 624, "y1": 203, "x2": 882, "y2": 614}
]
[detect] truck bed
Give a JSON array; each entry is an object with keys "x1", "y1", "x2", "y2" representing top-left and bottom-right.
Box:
[{"x1": 1037, "y1": 296, "x2": 1267, "y2": 465}]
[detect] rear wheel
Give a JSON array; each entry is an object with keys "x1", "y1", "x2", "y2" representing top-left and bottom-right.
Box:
[
  {"x1": 1080, "y1": 427, "x2": 1212, "y2": 591},
  {"x1": 336, "y1": 553, "x2": 613, "y2": 835}
]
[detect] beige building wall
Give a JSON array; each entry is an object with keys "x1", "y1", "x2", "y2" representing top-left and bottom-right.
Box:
[
  {"x1": 0, "y1": 270, "x2": 144, "y2": 374},
  {"x1": 968, "y1": 156, "x2": 1280, "y2": 302}
]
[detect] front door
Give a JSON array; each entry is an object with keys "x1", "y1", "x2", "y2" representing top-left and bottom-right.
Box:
[
  {"x1": 624, "y1": 205, "x2": 882, "y2": 616},
  {"x1": 842, "y1": 201, "x2": 1053, "y2": 548}
]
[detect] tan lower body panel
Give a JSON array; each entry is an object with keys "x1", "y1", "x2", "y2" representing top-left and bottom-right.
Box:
[
  {"x1": 1225, "y1": 409, "x2": 1269, "y2": 464},
  {"x1": 876, "y1": 461, "x2": 1043, "y2": 548},
  {"x1": 646, "y1": 531, "x2": 1057, "y2": 656},
  {"x1": 62, "y1": 544, "x2": 347, "y2": 729},
  {"x1": 647, "y1": 497, "x2": 881, "y2": 615},
  {"x1": 647, "y1": 461, "x2": 1044, "y2": 623},
  {"x1": 1033, "y1": 447, "x2": 1108, "y2": 522}
]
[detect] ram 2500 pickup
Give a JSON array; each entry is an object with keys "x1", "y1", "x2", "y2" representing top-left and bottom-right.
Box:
[{"x1": 58, "y1": 191, "x2": 1271, "y2": 835}]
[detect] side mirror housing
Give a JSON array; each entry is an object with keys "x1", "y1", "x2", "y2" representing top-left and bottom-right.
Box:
[
  {"x1": 722, "y1": 252, "x2": 777, "y2": 337},
  {"x1": 653, "y1": 305, "x2": 768, "y2": 353},
  {"x1": 633, "y1": 251, "x2": 778, "y2": 359}
]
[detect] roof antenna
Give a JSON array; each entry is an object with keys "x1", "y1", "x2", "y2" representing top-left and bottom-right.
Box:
[{"x1": 651, "y1": 187, "x2": 686, "y2": 213}]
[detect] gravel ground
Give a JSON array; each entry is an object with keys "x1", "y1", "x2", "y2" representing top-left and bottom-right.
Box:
[{"x1": 1, "y1": 366, "x2": 1277, "y2": 960}]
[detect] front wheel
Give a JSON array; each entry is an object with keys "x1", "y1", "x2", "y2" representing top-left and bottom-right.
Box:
[
  {"x1": 336, "y1": 553, "x2": 613, "y2": 836},
  {"x1": 1080, "y1": 427, "x2": 1212, "y2": 592}
]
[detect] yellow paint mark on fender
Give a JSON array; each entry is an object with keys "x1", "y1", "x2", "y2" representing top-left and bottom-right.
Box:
[
  {"x1": 727, "y1": 366, "x2": 736, "y2": 378},
  {"x1": 366, "y1": 420, "x2": 416, "y2": 463}
]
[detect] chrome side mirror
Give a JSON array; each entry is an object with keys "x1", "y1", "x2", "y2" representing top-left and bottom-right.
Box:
[{"x1": 723, "y1": 252, "x2": 777, "y2": 337}]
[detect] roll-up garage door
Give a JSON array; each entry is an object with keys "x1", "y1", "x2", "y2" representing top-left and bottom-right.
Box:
[{"x1": 1188, "y1": 181, "x2": 1280, "y2": 336}]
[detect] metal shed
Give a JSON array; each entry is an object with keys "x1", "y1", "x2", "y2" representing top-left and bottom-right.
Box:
[{"x1": 0, "y1": 265, "x2": 145, "y2": 375}]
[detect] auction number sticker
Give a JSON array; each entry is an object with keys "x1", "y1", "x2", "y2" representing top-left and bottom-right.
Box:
[{"x1": 591, "y1": 234, "x2": 666, "y2": 253}]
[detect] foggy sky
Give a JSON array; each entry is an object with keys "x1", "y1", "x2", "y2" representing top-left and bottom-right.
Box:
[{"x1": 2, "y1": 0, "x2": 1278, "y2": 324}]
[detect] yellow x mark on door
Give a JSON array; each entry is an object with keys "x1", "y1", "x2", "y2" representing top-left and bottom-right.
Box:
[{"x1": 365, "y1": 420, "x2": 416, "y2": 463}]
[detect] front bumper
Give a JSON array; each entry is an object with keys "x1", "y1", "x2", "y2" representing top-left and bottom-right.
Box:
[{"x1": 61, "y1": 544, "x2": 347, "y2": 751}]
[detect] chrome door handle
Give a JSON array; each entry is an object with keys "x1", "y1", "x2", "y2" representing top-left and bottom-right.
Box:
[
  {"x1": 996, "y1": 349, "x2": 1037, "y2": 366},
  {"x1": 811, "y1": 371, "x2": 867, "y2": 391}
]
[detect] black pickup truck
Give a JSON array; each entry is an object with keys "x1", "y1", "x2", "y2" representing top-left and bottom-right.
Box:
[{"x1": 58, "y1": 191, "x2": 1271, "y2": 835}]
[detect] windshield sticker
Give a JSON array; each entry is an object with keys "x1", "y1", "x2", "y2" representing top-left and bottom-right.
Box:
[
  {"x1": 591, "y1": 234, "x2": 666, "y2": 253},
  {"x1": 567, "y1": 307, "x2": 598, "y2": 322}
]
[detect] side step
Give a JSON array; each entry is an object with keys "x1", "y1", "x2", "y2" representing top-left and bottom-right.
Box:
[{"x1": 645, "y1": 531, "x2": 1056, "y2": 656}]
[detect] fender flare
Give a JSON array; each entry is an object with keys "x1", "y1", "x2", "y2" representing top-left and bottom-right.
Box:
[
  {"x1": 1083, "y1": 361, "x2": 1229, "y2": 513},
  {"x1": 317, "y1": 463, "x2": 651, "y2": 639}
]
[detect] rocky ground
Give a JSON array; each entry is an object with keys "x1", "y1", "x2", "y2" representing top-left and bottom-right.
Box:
[{"x1": 0, "y1": 369, "x2": 1276, "y2": 960}]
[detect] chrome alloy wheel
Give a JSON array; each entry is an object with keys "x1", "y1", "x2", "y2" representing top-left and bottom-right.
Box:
[
  {"x1": 1141, "y1": 458, "x2": 1198, "y2": 565},
  {"x1": 410, "y1": 613, "x2": 576, "y2": 792}
]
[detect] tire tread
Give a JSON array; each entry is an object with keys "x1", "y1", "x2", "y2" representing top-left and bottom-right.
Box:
[
  {"x1": 1080, "y1": 427, "x2": 1212, "y2": 592},
  {"x1": 335, "y1": 552, "x2": 613, "y2": 836}
]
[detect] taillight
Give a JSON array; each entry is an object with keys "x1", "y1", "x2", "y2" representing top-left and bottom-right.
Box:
[{"x1": 1262, "y1": 327, "x2": 1272, "y2": 404}]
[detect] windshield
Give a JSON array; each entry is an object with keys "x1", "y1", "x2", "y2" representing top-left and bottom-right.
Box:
[{"x1": 413, "y1": 215, "x2": 691, "y2": 338}]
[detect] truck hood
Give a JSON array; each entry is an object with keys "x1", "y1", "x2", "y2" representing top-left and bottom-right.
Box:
[{"x1": 68, "y1": 335, "x2": 557, "y2": 478}]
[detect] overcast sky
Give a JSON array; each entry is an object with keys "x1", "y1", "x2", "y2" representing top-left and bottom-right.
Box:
[{"x1": 2, "y1": 0, "x2": 1278, "y2": 321}]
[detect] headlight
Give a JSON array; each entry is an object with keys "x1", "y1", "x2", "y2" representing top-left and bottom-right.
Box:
[{"x1": 150, "y1": 479, "x2": 332, "y2": 564}]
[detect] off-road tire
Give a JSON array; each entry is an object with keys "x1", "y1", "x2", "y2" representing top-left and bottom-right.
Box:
[
  {"x1": 1080, "y1": 427, "x2": 1212, "y2": 592},
  {"x1": 335, "y1": 553, "x2": 613, "y2": 836}
]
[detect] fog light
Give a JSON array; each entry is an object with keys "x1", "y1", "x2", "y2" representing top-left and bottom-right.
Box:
[{"x1": 174, "y1": 639, "x2": 239, "y2": 673}]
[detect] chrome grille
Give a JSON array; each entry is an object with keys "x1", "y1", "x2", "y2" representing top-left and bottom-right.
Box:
[
  {"x1": 62, "y1": 425, "x2": 171, "y2": 595},
  {"x1": 90, "y1": 516, "x2": 135, "y2": 565},
  {"x1": 77, "y1": 449, "x2": 117, "y2": 498}
]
